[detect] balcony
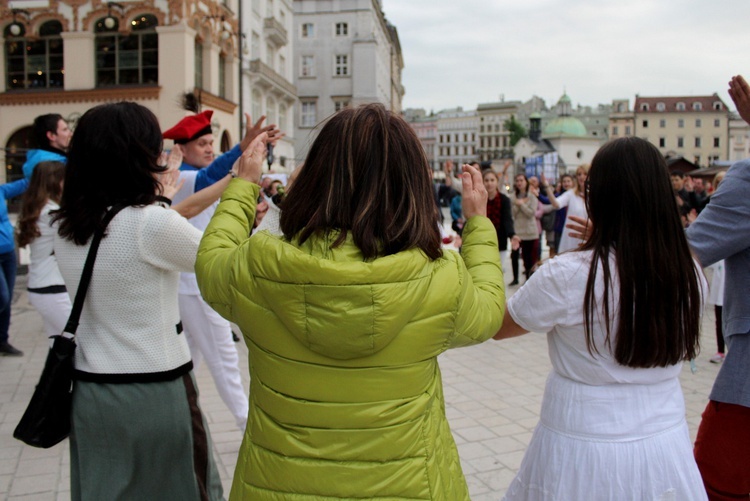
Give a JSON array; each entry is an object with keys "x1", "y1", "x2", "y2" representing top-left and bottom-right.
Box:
[
  {"x1": 247, "y1": 59, "x2": 296, "y2": 99},
  {"x1": 263, "y1": 17, "x2": 288, "y2": 47}
]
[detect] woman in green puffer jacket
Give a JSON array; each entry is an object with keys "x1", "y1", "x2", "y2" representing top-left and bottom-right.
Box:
[{"x1": 196, "y1": 104, "x2": 505, "y2": 500}]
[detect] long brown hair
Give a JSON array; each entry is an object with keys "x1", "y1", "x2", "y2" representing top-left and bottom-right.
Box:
[
  {"x1": 581, "y1": 137, "x2": 702, "y2": 367},
  {"x1": 16, "y1": 161, "x2": 66, "y2": 248},
  {"x1": 280, "y1": 103, "x2": 441, "y2": 260}
]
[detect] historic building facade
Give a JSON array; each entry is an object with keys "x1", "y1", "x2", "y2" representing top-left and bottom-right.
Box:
[
  {"x1": 1, "y1": 0, "x2": 245, "y2": 184},
  {"x1": 292, "y1": 0, "x2": 404, "y2": 159}
]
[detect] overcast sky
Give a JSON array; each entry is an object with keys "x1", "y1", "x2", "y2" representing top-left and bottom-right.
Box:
[{"x1": 381, "y1": 0, "x2": 750, "y2": 113}]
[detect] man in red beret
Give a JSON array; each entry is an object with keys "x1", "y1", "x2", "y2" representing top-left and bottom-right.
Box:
[{"x1": 166, "y1": 111, "x2": 280, "y2": 432}]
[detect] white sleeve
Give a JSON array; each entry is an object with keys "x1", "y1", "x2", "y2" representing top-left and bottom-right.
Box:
[
  {"x1": 507, "y1": 257, "x2": 571, "y2": 334},
  {"x1": 556, "y1": 189, "x2": 573, "y2": 209},
  {"x1": 138, "y1": 207, "x2": 202, "y2": 272}
]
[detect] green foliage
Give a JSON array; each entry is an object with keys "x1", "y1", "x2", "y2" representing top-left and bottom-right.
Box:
[{"x1": 504, "y1": 115, "x2": 527, "y2": 146}]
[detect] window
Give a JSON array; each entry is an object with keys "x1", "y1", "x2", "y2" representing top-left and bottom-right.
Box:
[
  {"x1": 678, "y1": 119, "x2": 684, "y2": 128},
  {"x1": 659, "y1": 119, "x2": 666, "y2": 128},
  {"x1": 676, "y1": 102, "x2": 686, "y2": 111},
  {"x1": 612, "y1": 126, "x2": 618, "y2": 135},
  {"x1": 252, "y1": 90, "x2": 262, "y2": 121},
  {"x1": 714, "y1": 119, "x2": 721, "y2": 127},
  {"x1": 266, "y1": 0, "x2": 274, "y2": 17},
  {"x1": 642, "y1": 120, "x2": 649, "y2": 128},
  {"x1": 625, "y1": 126, "x2": 631, "y2": 135},
  {"x1": 301, "y1": 100, "x2": 317, "y2": 127},
  {"x1": 266, "y1": 44, "x2": 275, "y2": 67},
  {"x1": 659, "y1": 137, "x2": 666, "y2": 147},
  {"x1": 334, "y1": 98, "x2": 350, "y2": 112},
  {"x1": 300, "y1": 55, "x2": 314, "y2": 77},
  {"x1": 301, "y1": 23, "x2": 314, "y2": 38},
  {"x1": 695, "y1": 137, "x2": 701, "y2": 148},
  {"x1": 713, "y1": 101, "x2": 722, "y2": 111},
  {"x1": 278, "y1": 103, "x2": 287, "y2": 132},
  {"x1": 694, "y1": 155, "x2": 701, "y2": 165},
  {"x1": 95, "y1": 14, "x2": 158, "y2": 86},
  {"x1": 677, "y1": 137, "x2": 684, "y2": 148},
  {"x1": 218, "y1": 54, "x2": 226, "y2": 99},
  {"x1": 640, "y1": 103, "x2": 649, "y2": 111},
  {"x1": 713, "y1": 137, "x2": 720, "y2": 148},
  {"x1": 656, "y1": 102, "x2": 665, "y2": 111},
  {"x1": 278, "y1": 55, "x2": 285, "y2": 76},
  {"x1": 693, "y1": 102, "x2": 702, "y2": 111},
  {"x1": 266, "y1": 96, "x2": 277, "y2": 125},
  {"x1": 194, "y1": 39, "x2": 203, "y2": 89},
  {"x1": 696, "y1": 119, "x2": 702, "y2": 127},
  {"x1": 5, "y1": 20, "x2": 64, "y2": 90},
  {"x1": 335, "y1": 22, "x2": 348, "y2": 36},
  {"x1": 334, "y1": 54, "x2": 349, "y2": 76},
  {"x1": 251, "y1": 32, "x2": 260, "y2": 57}
]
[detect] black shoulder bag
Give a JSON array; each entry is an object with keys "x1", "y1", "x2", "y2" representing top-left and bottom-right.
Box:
[{"x1": 14, "y1": 205, "x2": 126, "y2": 448}]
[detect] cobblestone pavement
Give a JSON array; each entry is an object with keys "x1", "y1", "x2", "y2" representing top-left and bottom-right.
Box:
[{"x1": 0, "y1": 269, "x2": 719, "y2": 500}]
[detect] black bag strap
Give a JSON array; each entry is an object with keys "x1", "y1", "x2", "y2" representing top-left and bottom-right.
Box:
[{"x1": 63, "y1": 204, "x2": 128, "y2": 336}]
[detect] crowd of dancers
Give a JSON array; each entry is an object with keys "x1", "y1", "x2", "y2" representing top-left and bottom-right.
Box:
[{"x1": 0, "y1": 75, "x2": 748, "y2": 500}]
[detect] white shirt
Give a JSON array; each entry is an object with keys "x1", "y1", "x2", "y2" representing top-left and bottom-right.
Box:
[
  {"x1": 55, "y1": 205, "x2": 202, "y2": 374},
  {"x1": 28, "y1": 200, "x2": 65, "y2": 289},
  {"x1": 555, "y1": 190, "x2": 588, "y2": 253},
  {"x1": 507, "y1": 250, "x2": 706, "y2": 385}
]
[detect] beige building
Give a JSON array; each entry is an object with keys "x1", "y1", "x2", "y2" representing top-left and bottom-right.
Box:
[
  {"x1": 1, "y1": 0, "x2": 243, "y2": 185},
  {"x1": 728, "y1": 112, "x2": 750, "y2": 163},
  {"x1": 436, "y1": 107, "x2": 478, "y2": 170},
  {"x1": 292, "y1": 0, "x2": 404, "y2": 159},
  {"x1": 608, "y1": 98, "x2": 635, "y2": 139},
  {"x1": 633, "y1": 95, "x2": 730, "y2": 167},
  {"x1": 476, "y1": 100, "x2": 520, "y2": 162}
]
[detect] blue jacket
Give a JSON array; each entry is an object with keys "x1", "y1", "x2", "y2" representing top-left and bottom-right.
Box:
[
  {"x1": 0, "y1": 179, "x2": 29, "y2": 254},
  {"x1": 22, "y1": 149, "x2": 67, "y2": 180},
  {"x1": 179, "y1": 145, "x2": 241, "y2": 191}
]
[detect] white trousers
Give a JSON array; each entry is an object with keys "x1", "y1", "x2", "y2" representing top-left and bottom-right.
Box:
[
  {"x1": 28, "y1": 291, "x2": 72, "y2": 339},
  {"x1": 179, "y1": 294, "x2": 248, "y2": 431}
]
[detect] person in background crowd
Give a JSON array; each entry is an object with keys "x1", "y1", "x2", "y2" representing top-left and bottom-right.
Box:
[
  {"x1": 704, "y1": 171, "x2": 727, "y2": 365},
  {"x1": 542, "y1": 164, "x2": 589, "y2": 253},
  {"x1": 495, "y1": 137, "x2": 707, "y2": 500},
  {"x1": 549, "y1": 175, "x2": 573, "y2": 257},
  {"x1": 691, "y1": 74, "x2": 750, "y2": 500},
  {"x1": 167, "y1": 109, "x2": 280, "y2": 432},
  {"x1": 509, "y1": 174, "x2": 539, "y2": 284},
  {"x1": 484, "y1": 169, "x2": 519, "y2": 281},
  {"x1": 53, "y1": 101, "x2": 224, "y2": 500},
  {"x1": 15, "y1": 161, "x2": 70, "y2": 341},
  {"x1": 22, "y1": 114, "x2": 71, "y2": 179},
  {"x1": 671, "y1": 170, "x2": 693, "y2": 209},
  {"x1": 195, "y1": 103, "x2": 504, "y2": 500}
]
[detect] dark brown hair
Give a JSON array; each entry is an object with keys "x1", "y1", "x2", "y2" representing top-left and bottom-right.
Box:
[
  {"x1": 16, "y1": 161, "x2": 66, "y2": 248},
  {"x1": 581, "y1": 137, "x2": 702, "y2": 367},
  {"x1": 280, "y1": 103, "x2": 441, "y2": 260}
]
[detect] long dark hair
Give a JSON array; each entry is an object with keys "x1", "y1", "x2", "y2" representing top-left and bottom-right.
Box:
[
  {"x1": 16, "y1": 161, "x2": 66, "y2": 248},
  {"x1": 280, "y1": 103, "x2": 441, "y2": 260},
  {"x1": 580, "y1": 137, "x2": 702, "y2": 367},
  {"x1": 513, "y1": 174, "x2": 529, "y2": 198},
  {"x1": 53, "y1": 102, "x2": 166, "y2": 245}
]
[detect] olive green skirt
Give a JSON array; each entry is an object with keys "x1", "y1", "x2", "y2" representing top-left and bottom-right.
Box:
[{"x1": 70, "y1": 372, "x2": 224, "y2": 501}]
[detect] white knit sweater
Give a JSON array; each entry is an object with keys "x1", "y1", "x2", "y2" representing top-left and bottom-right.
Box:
[{"x1": 55, "y1": 205, "x2": 202, "y2": 379}]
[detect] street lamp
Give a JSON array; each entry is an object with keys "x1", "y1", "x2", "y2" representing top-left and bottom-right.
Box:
[{"x1": 7, "y1": 9, "x2": 30, "y2": 37}]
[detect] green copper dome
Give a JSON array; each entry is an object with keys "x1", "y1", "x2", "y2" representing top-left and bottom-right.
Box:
[{"x1": 543, "y1": 116, "x2": 587, "y2": 137}]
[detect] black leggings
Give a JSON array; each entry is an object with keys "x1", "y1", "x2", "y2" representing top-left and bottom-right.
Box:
[{"x1": 511, "y1": 239, "x2": 539, "y2": 281}]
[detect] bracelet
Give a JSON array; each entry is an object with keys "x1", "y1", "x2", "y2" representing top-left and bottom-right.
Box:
[
  {"x1": 229, "y1": 170, "x2": 239, "y2": 178},
  {"x1": 155, "y1": 195, "x2": 172, "y2": 207}
]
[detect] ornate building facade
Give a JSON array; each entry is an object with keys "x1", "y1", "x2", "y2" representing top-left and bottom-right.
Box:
[{"x1": 1, "y1": 0, "x2": 242, "y2": 184}]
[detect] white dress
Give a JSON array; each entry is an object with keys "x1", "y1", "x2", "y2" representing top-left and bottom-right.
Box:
[
  {"x1": 503, "y1": 251, "x2": 707, "y2": 501},
  {"x1": 554, "y1": 190, "x2": 587, "y2": 253}
]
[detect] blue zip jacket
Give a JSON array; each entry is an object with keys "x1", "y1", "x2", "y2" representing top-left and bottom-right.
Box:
[
  {"x1": 0, "y1": 179, "x2": 29, "y2": 254},
  {"x1": 22, "y1": 149, "x2": 67, "y2": 180},
  {"x1": 179, "y1": 145, "x2": 241, "y2": 191}
]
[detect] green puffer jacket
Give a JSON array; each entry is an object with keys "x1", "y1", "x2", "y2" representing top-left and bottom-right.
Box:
[{"x1": 196, "y1": 180, "x2": 505, "y2": 500}]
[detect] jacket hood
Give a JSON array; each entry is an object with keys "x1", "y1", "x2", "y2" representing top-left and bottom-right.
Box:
[
  {"x1": 247, "y1": 231, "x2": 441, "y2": 360},
  {"x1": 23, "y1": 149, "x2": 67, "y2": 180}
]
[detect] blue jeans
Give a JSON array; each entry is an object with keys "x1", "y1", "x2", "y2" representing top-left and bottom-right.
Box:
[{"x1": 0, "y1": 251, "x2": 17, "y2": 344}]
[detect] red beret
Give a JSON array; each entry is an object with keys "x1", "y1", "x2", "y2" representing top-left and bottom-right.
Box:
[{"x1": 163, "y1": 110, "x2": 214, "y2": 144}]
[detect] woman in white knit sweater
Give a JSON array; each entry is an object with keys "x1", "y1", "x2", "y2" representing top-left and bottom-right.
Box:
[{"x1": 52, "y1": 102, "x2": 227, "y2": 501}]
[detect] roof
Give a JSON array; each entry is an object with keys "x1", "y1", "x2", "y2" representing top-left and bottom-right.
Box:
[
  {"x1": 634, "y1": 94, "x2": 727, "y2": 113},
  {"x1": 543, "y1": 116, "x2": 587, "y2": 137}
]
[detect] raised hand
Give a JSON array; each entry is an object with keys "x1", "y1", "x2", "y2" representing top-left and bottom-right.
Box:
[
  {"x1": 236, "y1": 132, "x2": 268, "y2": 184},
  {"x1": 729, "y1": 75, "x2": 750, "y2": 126},
  {"x1": 240, "y1": 114, "x2": 279, "y2": 152},
  {"x1": 461, "y1": 163, "x2": 488, "y2": 219},
  {"x1": 158, "y1": 168, "x2": 185, "y2": 200}
]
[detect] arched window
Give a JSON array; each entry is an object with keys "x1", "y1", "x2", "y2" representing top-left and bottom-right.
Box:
[
  {"x1": 693, "y1": 102, "x2": 702, "y2": 111},
  {"x1": 220, "y1": 130, "x2": 232, "y2": 153},
  {"x1": 4, "y1": 20, "x2": 64, "y2": 90},
  {"x1": 194, "y1": 38, "x2": 204, "y2": 89},
  {"x1": 656, "y1": 102, "x2": 665, "y2": 111},
  {"x1": 218, "y1": 53, "x2": 226, "y2": 98},
  {"x1": 95, "y1": 14, "x2": 158, "y2": 86},
  {"x1": 676, "y1": 102, "x2": 686, "y2": 111}
]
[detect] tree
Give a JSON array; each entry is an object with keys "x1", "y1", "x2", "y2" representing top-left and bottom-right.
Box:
[{"x1": 504, "y1": 115, "x2": 527, "y2": 146}]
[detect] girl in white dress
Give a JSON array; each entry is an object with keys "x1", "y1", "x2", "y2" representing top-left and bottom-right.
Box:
[
  {"x1": 16, "y1": 161, "x2": 71, "y2": 339},
  {"x1": 543, "y1": 164, "x2": 589, "y2": 253},
  {"x1": 494, "y1": 137, "x2": 707, "y2": 500}
]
